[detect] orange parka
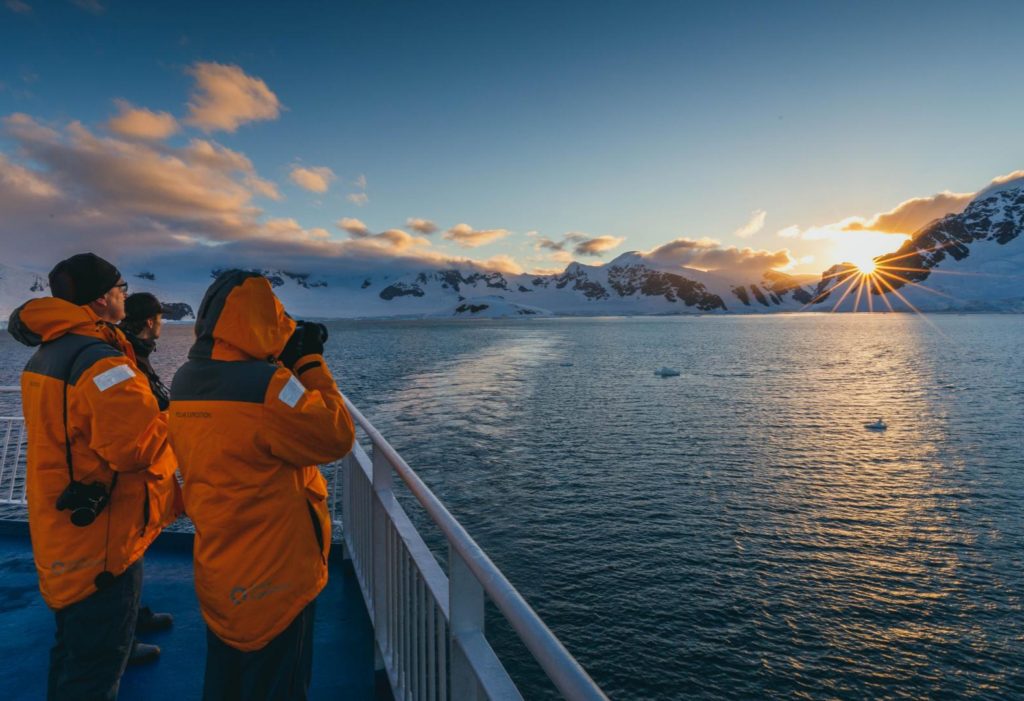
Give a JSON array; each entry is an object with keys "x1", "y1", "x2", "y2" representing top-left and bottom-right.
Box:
[
  {"x1": 168, "y1": 271, "x2": 355, "y2": 652},
  {"x1": 8, "y1": 298, "x2": 182, "y2": 610}
]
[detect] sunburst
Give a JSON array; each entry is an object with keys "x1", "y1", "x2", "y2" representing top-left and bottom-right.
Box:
[
  {"x1": 795, "y1": 234, "x2": 1021, "y2": 319},
  {"x1": 799, "y1": 241, "x2": 976, "y2": 317}
]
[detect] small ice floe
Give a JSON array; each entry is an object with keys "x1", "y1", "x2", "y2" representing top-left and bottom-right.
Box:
[
  {"x1": 654, "y1": 367, "x2": 681, "y2": 377},
  {"x1": 864, "y1": 418, "x2": 888, "y2": 431}
]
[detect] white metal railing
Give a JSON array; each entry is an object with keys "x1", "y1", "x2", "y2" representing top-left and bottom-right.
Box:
[
  {"x1": 0, "y1": 386, "x2": 607, "y2": 699},
  {"x1": 0, "y1": 386, "x2": 26, "y2": 505},
  {"x1": 341, "y1": 398, "x2": 607, "y2": 701}
]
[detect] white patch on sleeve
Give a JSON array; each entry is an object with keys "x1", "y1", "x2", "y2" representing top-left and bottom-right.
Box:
[
  {"x1": 92, "y1": 364, "x2": 136, "y2": 392},
  {"x1": 277, "y1": 376, "x2": 305, "y2": 408}
]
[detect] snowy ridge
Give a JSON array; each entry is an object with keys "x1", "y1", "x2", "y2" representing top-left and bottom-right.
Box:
[
  {"x1": 2, "y1": 184, "x2": 1022, "y2": 320},
  {"x1": 815, "y1": 181, "x2": 1024, "y2": 312}
]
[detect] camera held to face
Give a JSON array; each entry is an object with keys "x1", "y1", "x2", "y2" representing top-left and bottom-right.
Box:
[
  {"x1": 279, "y1": 320, "x2": 329, "y2": 369},
  {"x1": 56, "y1": 480, "x2": 112, "y2": 527}
]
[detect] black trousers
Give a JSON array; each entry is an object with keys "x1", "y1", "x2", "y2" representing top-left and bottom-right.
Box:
[
  {"x1": 203, "y1": 601, "x2": 316, "y2": 701},
  {"x1": 48, "y1": 559, "x2": 143, "y2": 701}
]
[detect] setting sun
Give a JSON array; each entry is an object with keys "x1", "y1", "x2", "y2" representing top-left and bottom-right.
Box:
[
  {"x1": 829, "y1": 230, "x2": 908, "y2": 274},
  {"x1": 855, "y1": 259, "x2": 877, "y2": 275}
]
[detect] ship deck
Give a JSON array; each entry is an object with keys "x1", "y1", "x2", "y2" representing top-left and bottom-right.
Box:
[{"x1": 0, "y1": 522, "x2": 379, "y2": 701}]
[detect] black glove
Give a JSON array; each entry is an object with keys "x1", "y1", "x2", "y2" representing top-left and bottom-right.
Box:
[{"x1": 279, "y1": 321, "x2": 328, "y2": 369}]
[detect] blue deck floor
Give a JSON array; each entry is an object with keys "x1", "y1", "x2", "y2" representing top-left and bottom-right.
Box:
[{"x1": 0, "y1": 523, "x2": 378, "y2": 700}]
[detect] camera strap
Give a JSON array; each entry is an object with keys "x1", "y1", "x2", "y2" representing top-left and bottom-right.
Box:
[
  {"x1": 62, "y1": 339, "x2": 121, "y2": 590},
  {"x1": 61, "y1": 340, "x2": 119, "y2": 494}
]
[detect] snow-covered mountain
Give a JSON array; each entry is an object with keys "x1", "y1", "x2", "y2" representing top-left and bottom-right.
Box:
[
  {"x1": 2, "y1": 182, "x2": 1022, "y2": 321},
  {"x1": 813, "y1": 179, "x2": 1024, "y2": 312}
]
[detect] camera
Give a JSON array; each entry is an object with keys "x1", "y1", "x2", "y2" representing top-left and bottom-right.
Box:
[
  {"x1": 279, "y1": 320, "x2": 329, "y2": 368},
  {"x1": 56, "y1": 480, "x2": 112, "y2": 527},
  {"x1": 294, "y1": 320, "x2": 328, "y2": 350}
]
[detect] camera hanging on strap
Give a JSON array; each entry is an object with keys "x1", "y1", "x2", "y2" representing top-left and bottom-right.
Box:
[
  {"x1": 53, "y1": 341, "x2": 120, "y2": 588},
  {"x1": 55, "y1": 341, "x2": 118, "y2": 527}
]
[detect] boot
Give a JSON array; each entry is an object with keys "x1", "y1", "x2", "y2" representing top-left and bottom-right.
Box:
[
  {"x1": 128, "y1": 640, "x2": 161, "y2": 666},
  {"x1": 136, "y1": 605, "x2": 174, "y2": 634}
]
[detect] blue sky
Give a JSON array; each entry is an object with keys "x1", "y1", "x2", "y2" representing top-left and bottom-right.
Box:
[{"x1": 1, "y1": 0, "x2": 1022, "y2": 276}]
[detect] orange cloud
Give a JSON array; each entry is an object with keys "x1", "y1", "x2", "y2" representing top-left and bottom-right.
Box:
[
  {"x1": 444, "y1": 223, "x2": 510, "y2": 248},
  {"x1": 843, "y1": 191, "x2": 972, "y2": 234},
  {"x1": 406, "y1": 217, "x2": 438, "y2": 234},
  {"x1": 534, "y1": 236, "x2": 565, "y2": 251},
  {"x1": 0, "y1": 153, "x2": 60, "y2": 198},
  {"x1": 644, "y1": 237, "x2": 792, "y2": 274},
  {"x1": 734, "y1": 209, "x2": 766, "y2": 238},
  {"x1": 2, "y1": 111, "x2": 532, "y2": 275},
  {"x1": 476, "y1": 254, "x2": 524, "y2": 275},
  {"x1": 3, "y1": 114, "x2": 269, "y2": 246},
  {"x1": 371, "y1": 229, "x2": 430, "y2": 251},
  {"x1": 244, "y1": 175, "x2": 281, "y2": 201},
  {"x1": 261, "y1": 218, "x2": 331, "y2": 242},
  {"x1": 185, "y1": 62, "x2": 281, "y2": 133},
  {"x1": 337, "y1": 217, "x2": 370, "y2": 237},
  {"x1": 574, "y1": 235, "x2": 625, "y2": 257},
  {"x1": 182, "y1": 138, "x2": 281, "y2": 200},
  {"x1": 289, "y1": 165, "x2": 335, "y2": 193}
]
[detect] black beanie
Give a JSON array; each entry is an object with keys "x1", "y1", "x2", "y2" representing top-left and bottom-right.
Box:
[
  {"x1": 124, "y1": 292, "x2": 162, "y2": 325},
  {"x1": 48, "y1": 253, "x2": 122, "y2": 305}
]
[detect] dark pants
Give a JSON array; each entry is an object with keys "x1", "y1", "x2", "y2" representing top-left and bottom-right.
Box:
[
  {"x1": 203, "y1": 601, "x2": 316, "y2": 701},
  {"x1": 48, "y1": 559, "x2": 143, "y2": 701}
]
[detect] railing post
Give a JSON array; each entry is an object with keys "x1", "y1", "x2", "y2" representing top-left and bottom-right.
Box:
[
  {"x1": 339, "y1": 454, "x2": 352, "y2": 562},
  {"x1": 450, "y1": 545, "x2": 484, "y2": 701},
  {"x1": 371, "y1": 443, "x2": 392, "y2": 661}
]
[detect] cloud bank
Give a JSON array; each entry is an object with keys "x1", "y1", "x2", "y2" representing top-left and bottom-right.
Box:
[
  {"x1": 643, "y1": 237, "x2": 793, "y2": 274},
  {"x1": 0, "y1": 107, "x2": 533, "y2": 278},
  {"x1": 2, "y1": 58, "x2": 1018, "y2": 284}
]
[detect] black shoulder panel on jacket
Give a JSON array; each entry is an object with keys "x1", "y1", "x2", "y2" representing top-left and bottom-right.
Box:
[
  {"x1": 69, "y1": 343, "x2": 125, "y2": 386},
  {"x1": 24, "y1": 333, "x2": 117, "y2": 384},
  {"x1": 171, "y1": 359, "x2": 278, "y2": 404}
]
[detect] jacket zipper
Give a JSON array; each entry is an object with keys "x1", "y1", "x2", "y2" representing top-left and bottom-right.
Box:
[
  {"x1": 306, "y1": 500, "x2": 327, "y2": 564},
  {"x1": 140, "y1": 484, "x2": 150, "y2": 536}
]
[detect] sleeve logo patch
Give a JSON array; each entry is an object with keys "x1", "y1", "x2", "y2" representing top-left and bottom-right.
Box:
[
  {"x1": 92, "y1": 364, "x2": 136, "y2": 392},
  {"x1": 277, "y1": 376, "x2": 305, "y2": 408}
]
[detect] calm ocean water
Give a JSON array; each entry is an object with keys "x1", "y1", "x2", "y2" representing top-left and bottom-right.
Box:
[{"x1": 2, "y1": 314, "x2": 1022, "y2": 699}]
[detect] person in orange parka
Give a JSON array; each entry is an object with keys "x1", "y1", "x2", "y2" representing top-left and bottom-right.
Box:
[
  {"x1": 168, "y1": 270, "x2": 355, "y2": 700},
  {"x1": 7, "y1": 253, "x2": 183, "y2": 700}
]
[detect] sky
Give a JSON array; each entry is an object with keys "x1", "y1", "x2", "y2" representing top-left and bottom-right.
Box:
[{"x1": 1, "y1": 0, "x2": 1022, "y2": 278}]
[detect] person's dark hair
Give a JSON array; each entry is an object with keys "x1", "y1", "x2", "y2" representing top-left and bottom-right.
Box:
[{"x1": 121, "y1": 292, "x2": 162, "y2": 335}]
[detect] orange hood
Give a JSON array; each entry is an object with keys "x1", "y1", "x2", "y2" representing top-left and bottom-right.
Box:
[
  {"x1": 8, "y1": 297, "x2": 122, "y2": 349},
  {"x1": 189, "y1": 270, "x2": 296, "y2": 362}
]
